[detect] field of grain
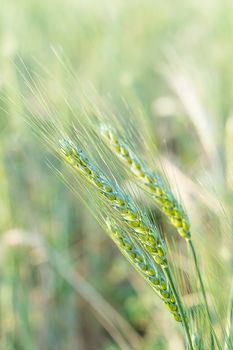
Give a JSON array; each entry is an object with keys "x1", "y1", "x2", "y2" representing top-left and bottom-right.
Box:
[{"x1": 0, "y1": 1, "x2": 233, "y2": 349}]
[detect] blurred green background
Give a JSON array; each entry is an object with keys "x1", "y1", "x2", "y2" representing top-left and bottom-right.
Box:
[{"x1": 0, "y1": 0, "x2": 233, "y2": 349}]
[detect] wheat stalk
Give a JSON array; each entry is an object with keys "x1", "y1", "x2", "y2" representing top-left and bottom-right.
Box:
[{"x1": 224, "y1": 279, "x2": 233, "y2": 350}]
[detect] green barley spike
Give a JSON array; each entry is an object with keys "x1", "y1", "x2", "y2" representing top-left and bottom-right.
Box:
[
  {"x1": 100, "y1": 125, "x2": 191, "y2": 239},
  {"x1": 60, "y1": 138, "x2": 167, "y2": 267},
  {"x1": 106, "y1": 219, "x2": 182, "y2": 322}
]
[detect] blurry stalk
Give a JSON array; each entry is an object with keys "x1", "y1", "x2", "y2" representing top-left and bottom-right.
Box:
[
  {"x1": 225, "y1": 116, "x2": 233, "y2": 191},
  {"x1": 1, "y1": 54, "x2": 24, "y2": 132},
  {"x1": 188, "y1": 239, "x2": 220, "y2": 350},
  {"x1": 192, "y1": 333, "x2": 204, "y2": 350},
  {"x1": 163, "y1": 61, "x2": 223, "y2": 185},
  {"x1": 0, "y1": 147, "x2": 12, "y2": 230},
  {"x1": 2, "y1": 247, "x2": 37, "y2": 350},
  {"x1": 224, "y1": 278, "x2": 233, "y2": 350}
]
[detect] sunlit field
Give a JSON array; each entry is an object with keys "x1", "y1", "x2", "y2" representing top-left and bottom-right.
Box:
[{"x1": 0, "y1": 1, "x2": 233, "y2": 349}]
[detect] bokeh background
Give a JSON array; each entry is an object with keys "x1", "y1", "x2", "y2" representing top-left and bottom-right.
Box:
[{"x1": 0, "y1": 0, "x2": 233, "y2": 349}]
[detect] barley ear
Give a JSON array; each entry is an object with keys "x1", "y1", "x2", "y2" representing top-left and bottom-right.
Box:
[
  {"x1": 59, "y1": 138, "x2": 168, "y2": 269},
  {"x1": 100, "y1": 125, "x2": 191, "y2": 239},
  {"x1": 106, "y1": 219, "x2": 182, "y2": 322}
]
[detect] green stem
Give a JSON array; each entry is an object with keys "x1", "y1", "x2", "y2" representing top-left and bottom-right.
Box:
[
  {"x1": 164, "y1": 267, "x2": 194, "y2": 350},
  {"x1": 188, "y1": 239, "x2": 221, "y2": 350},
  {"x1": 224, "y1": 278, "x2": 233, "y2": 350}
]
